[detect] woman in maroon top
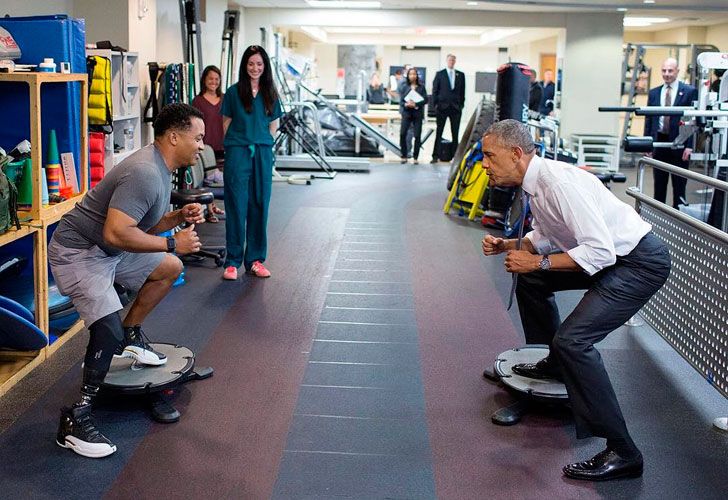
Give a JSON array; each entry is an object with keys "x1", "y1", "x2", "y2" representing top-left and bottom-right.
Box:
[{"x1": 192, "y1": 65, "x2": 225, "y2": 222}]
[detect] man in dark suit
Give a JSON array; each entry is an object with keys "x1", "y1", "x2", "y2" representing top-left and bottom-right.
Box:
[
  {"x1": 538, "y1": 69, "x2": 555, "y2": 116},
  {"x1": 644, "y1": 58, "x2": 698, "y2": 208},
  {"x1": 528, "y1": 69, "x2": 542, "y2": 112},
  {"x1": 431, "y1": 53, "x2": 465, "y2": 163}
]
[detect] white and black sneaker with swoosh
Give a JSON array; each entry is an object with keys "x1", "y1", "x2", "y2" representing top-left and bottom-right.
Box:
[{"x1": 114, "y1": 325, "x2": 167, "y2": 366}]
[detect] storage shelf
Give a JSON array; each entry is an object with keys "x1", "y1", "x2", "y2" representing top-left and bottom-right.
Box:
[
  {"x1": 0, "y1": 350, "x2": 44, "y2": 398},
  {"x1": 571, "y1": 134, "x2": 620, "y2": 171},
  {"x1": 0, "y1": 72, "x2": 89, "y2": 400},
  {"x1": 0, "y1": 224, "x2": 38, "y2": 247},
  {"x1": 113, "y1": 113, "x2": 140, "y2": 121},
  {"x1": 0, "y1": 72, "x2": 87, "y2": 85},
  {"x1": 46, "y1": 319, "x2": 85, "y2": 357},
  {"x1": 113, "y1": 149, "x2": 137, "y2": 165}
]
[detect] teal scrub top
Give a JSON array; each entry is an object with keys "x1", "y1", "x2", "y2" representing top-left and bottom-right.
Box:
[{"x1": 221, "y1": 83, "x2": 283, "y2": 147}]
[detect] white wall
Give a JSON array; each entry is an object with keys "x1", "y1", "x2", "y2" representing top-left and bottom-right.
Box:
[
  {"x1": 707, "y1": 22, "x2": 728, "y2": 51},
  {"x1": 560, "y1": 13, "x2": 623, "y2": 137},
  {"x1": 74, "y1": 0, "x2": 128, "y2": 52},
  {"x1": 1, "y1": 0, "x2": 72, "y2": 16},
  {"x1": 200, "y1": 0, "x2": 226, "y2": 77},
  {"x1": 156, "y1": 0, "x2": 183, "y2": 63}
]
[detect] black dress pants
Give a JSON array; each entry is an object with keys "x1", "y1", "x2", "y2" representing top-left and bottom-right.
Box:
[
  {"x1": 653, "y1": 132, "x2": 689, "y2": 208},
  {"x1": 515, "y1": 234, "x2": 671, "y2": 439},
  {"x1": 400, "y1": 111, "x2": 423, "y2": 160},
  {"x1": 433, "y1": 107, "x2": 461, "y2": 160}
]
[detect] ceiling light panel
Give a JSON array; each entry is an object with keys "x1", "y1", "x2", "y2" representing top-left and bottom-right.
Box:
[{"x1": 305, "y1": 1, "x2": 382, "y2": 8}]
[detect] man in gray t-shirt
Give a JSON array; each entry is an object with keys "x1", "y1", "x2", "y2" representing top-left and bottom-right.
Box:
[{"x1": 50, "y1": 104, "x2": 206, "y2": 459}]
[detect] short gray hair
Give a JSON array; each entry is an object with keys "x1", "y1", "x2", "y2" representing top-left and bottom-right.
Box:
[{"x1": 483, "y1": 119, "x2": 535, "y2": 154}]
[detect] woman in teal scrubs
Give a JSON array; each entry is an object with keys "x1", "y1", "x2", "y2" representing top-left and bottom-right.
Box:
[{"x1": 221, "y1": 45, "x2": 282, "y2": 280}]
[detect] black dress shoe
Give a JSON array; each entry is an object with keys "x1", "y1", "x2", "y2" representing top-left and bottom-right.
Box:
[
  {"x1": 563, "y1": 448, "x2": 643, "y2": 481},
  {"x1": 511, "y1": 358, "x2": 563, "y2": 381}
]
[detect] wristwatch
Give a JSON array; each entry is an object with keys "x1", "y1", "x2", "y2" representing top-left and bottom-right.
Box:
[
  {"x1": 538, "y1": 255, "x2": 551, "y2": 271},
  {"x1": 166, "y1": 236, "x2": 176, "y2": 253}
]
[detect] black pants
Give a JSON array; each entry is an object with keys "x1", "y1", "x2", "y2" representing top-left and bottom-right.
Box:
[
  {"x1": 400, "y1": 112, "x2": 423, "y2": 160},
  {"x1": 516, "y1": 233, "x2": 671, "y2": 439},
  {"x1": 653, "y1": 133, "x2": 689, "y2": 208},
  {"x1": 433, "y1": 107, "x2": 461, "y2": 160}
]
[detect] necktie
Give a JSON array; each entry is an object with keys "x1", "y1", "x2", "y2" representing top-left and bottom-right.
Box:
[
  {"x1": 507, "y1": 189, "x2": 529, "y2": 311},
  {"x1": 449, "y1": 70, "x2": 455, "y2": 89},
  {"x1": 662, "y1": 85, "x2": 672, "y2": 134}
]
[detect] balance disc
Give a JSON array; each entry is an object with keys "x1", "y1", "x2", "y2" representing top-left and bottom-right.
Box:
[
  {"x1": 102, "y1": 343, "x2": 195, "y2": 395},
  {"x1": 494, "y1": 345, "x2": 568, "y2": 401}
]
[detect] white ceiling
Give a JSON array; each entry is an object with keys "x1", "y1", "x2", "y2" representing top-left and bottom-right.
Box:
[
  {"x1": 235, "y1": 0, "x2": 728, "y2": 13},
  {"x1": 236, "y1": 0, "x2": 728, "y2": 45}
]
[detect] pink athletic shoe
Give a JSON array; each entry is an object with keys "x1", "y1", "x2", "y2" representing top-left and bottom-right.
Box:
[
  {"x1": 248, "y1": 261, "x2": 271, "y2": 278},
  {"x1": 222, "y1": 266, "x2": 238, "y2": 280}
]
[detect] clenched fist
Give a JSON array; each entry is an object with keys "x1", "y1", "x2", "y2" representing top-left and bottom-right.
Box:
[
  {"x1": 482, "y1": 234, "x2": 506, "y2": 256},
  {"x1": 181, "y1": 203, "x2": 205, "y2": 225}
]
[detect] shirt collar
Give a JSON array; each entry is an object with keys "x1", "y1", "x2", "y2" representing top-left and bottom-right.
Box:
[
  {"x1": 665, "y1": 81, "x2": 676, "y2": 91},
  {"x1": 522, "y1": 154, "x2": 542, "y2": 197}
]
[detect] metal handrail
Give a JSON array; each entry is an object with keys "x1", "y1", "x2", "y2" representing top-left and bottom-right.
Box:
[
  {"x1": 627, "y1": 187, "x2": 728, "y2": 244},
  {"x1": 636, "y1": 157, "x2": 728, "y2": 193},
  {"x1": 287, "y1": 101, "x2": 327, "y2": 159}
]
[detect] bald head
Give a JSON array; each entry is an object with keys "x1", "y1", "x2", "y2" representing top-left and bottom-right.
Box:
[{"x1": 661, "y1": 58, "x2": 679, "y2": 85}]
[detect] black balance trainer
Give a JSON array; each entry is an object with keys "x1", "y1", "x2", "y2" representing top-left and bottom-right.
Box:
[
  {"x1": 483, "y1": 345, "x2": 568, "y2": 425},
  {"x1": 101, "y1": 340, "x2": 213, "y2": 423}
]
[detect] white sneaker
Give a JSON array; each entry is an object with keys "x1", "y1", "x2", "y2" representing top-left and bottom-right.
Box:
[{"x1": 114, "y1": 325, "x2": 167, "y2": 366}]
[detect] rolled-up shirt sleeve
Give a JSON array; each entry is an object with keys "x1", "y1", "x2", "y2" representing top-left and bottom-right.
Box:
[
  {"x1": 524, "y1": 225, "x2": 555, "y2": 255},
  {"x1": 552, "y1": 183, "x2": 617, "y2": 275}
]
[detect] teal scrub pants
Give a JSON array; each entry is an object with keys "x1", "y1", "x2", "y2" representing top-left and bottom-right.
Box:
[{"x1": 223, "y1": 144, "x2": 273, "y2": 270}]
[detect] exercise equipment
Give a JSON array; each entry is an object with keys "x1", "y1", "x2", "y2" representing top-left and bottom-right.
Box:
[
  {"x1": 495, "y1": 62, "x2": 531, "y2": 124},
  {"x1": 171, "y1": 165, "x2": 226, "y2": 267},
  {"x1": 179, "y1": 0, "x2": 202, "y2": 87},
  {"x1": 443, "y1": 141, "x2": 490, "y2": 221},
  {"x1": 600, "y1": 51, "x2": 728, "y2": 231},
  {"x1": 219, "y1": 10, "x2": 239, "y2": 91},
  {"x1": 0, "y1": 257, "x2": 79, "y2": 339},
  {"x1": 619, "y1": 43, "x2": 720, "y2": 142},
  {"x1": 483, "y1": 345, "x2": 568, "y2": 425},
  {"x1": 101, "y1": 343, "x2": 213, "y2": 423},
  {"x1": 0, "y1": 296, "x2": 48, "y2": 350},
  {"x1": 447, "y1": 97, "x2": 496, "y2": 191}
]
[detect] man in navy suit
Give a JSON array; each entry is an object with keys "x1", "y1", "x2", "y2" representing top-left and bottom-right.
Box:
[
  {"x1": 538, "y1": 69, "x2": 555, "y2": 116},
  {"x1": 644, "y1": 58, "x2": 698, "y2": 208},
  {"x1": 431, "y1": 53, "x2": 465, "y2": 163}
]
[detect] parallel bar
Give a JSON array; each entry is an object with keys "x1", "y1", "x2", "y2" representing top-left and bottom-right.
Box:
[
  {"x1": 638, "y1": 157, "x2": 728, "y2": 193},
  {"x1": 627, "y1": 188, "x2": 728, "y2": 244}
]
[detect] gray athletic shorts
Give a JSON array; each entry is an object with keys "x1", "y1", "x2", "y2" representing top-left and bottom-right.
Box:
[{"x1": 48, "y1": 237, "x2": 165, "y2": 326}]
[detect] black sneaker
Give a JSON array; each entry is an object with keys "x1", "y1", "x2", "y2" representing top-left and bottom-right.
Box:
[
  {"x1": 56, "y1": 405, "x2": 117, "y2": 458},
  {"x1": 114, "y1": 325, "x2": 167, "y2": 366}
]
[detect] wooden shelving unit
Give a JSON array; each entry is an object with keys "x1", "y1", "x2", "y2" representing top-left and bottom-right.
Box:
[{"x1": 0, "y1": 72, "x2": 89, "y2": 397}]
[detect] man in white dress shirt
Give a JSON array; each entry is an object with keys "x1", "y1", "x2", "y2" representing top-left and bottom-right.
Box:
[{"x1": 480, "y1": 120, "x2": 671, "y2": 481}]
